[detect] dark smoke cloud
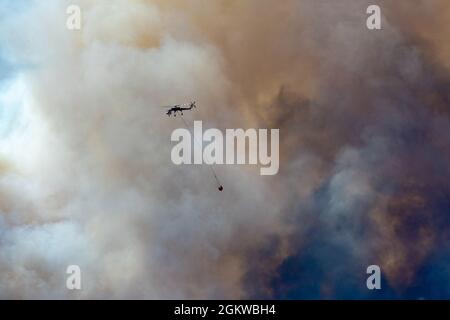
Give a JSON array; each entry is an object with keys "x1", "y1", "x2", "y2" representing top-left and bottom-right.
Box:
[{"x1": 244, "y1": 0, "x2": 450, "y2": 298}]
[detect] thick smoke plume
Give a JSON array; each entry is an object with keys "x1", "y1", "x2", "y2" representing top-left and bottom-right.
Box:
[{"x1": 0, "y1": 0, "x2": 449, "y2": 299}]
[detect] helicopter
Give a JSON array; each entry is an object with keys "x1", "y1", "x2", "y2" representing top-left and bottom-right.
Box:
[{"x1": 164, "y1": 101, "x2": 196, "y2": 117}]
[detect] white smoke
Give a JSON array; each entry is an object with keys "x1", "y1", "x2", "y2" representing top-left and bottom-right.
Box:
[{"x1": 0, "y1": 0, "x2": 290, "y2": 299}]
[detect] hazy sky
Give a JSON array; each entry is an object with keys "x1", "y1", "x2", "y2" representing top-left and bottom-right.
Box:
[{"x1": 0, "y1": 0, "x2": 449, "y2": 299}]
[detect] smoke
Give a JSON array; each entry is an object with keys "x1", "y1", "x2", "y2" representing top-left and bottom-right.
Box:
[{"x1": 0, "y1": 0, "x2": 449, "y2": 299}]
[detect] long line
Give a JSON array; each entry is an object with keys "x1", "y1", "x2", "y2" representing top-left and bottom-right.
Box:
[{"x1": 180, "y1": 116, "x2": 222, "y2": 189}]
